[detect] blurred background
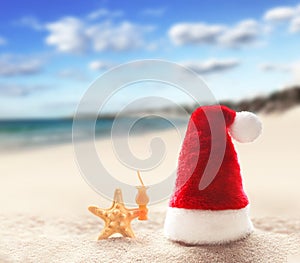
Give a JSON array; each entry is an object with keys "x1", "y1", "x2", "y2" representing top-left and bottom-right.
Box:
[
  {"x1": 1, "y1": 0, "x2": 300, "y2": 147},
  {"x1": 0, "y1": 0, "x2": 300, "y2": 114},
  {"x1": 0, "y1": 0, "x2": 300, "y2": 218}
]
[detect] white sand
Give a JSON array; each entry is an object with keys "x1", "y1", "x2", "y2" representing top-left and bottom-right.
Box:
[
  {"x1": 0, "y1": 214, "x2": 299, "y2": 263},
  {"x1": 1, "y1": 107, "x2": 300, "y2": 262}
]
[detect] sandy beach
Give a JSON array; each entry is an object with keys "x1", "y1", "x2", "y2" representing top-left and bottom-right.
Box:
[{"x1": 1, "y1": 107, "x2": 300, "y2": 262}]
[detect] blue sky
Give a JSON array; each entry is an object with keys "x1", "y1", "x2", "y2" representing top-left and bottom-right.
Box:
[{"x1": 1, "y1": 0, "x2": 300, "y2": 118}]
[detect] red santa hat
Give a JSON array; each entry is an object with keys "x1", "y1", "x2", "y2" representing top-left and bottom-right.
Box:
[{"x1": 164, "y1": 105, "x2": 262, "y2": 245}]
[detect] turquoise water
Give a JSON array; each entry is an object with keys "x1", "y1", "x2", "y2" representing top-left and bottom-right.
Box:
[{"x1": 0, "y1": 117, "x2": 188, "y2": 151}]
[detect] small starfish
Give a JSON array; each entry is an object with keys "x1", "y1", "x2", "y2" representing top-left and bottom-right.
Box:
[{"x1": 88, "y1": 188, "x2": 144, "y2": 240}]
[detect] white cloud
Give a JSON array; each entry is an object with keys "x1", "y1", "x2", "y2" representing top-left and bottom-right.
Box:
[
  {"x1": 168, "y1": 23, "x2": 225, "y2": 45},
  {"x1": 44, "y1": 16, "x2": 150, "y2": 54},
  {"x1": 291, "y1": 62, "x2": 300, "y2": 84},
  {"x1": 263, "y1": 4, "x2": 300, "y2": 34},
  {"x1": 87, "y1": 8, "x2": 123, "y2": 20},
  {"x1": 182, "y1": 58, "x2": 240, "y2": 74},
  {"x1": 87, "y1": 21, "x2": 145, "y2": 51},
  {"x1": 17, "y1": 16, "x2": 44, "y2": 30},
  {"x1": 0, "y1": 36, "x2": 7, "y2": 46},
  {"x1": 260, "y1": 61, "x2": 300, "y2": 84},
  {"x1": 141, "y1": 8, "x2": 166, "y2": 17},
  {"x1": 0, "y1": 55, "x2": 43, "y2": 77},
  {"x1": 263, "y1": 6, "x2": 296, "y2": 22},
  {"x1": 0, "y1": 83, "x2": 47, "y2": 97},
  {"x1": 45, "y1": 17, "x2": 89, "y2": 54},
  {"x1": 290, "y1": 16, "x2": 300, "y2": 33},
  {"x1": 259, "y1": 63, "x2": 290, "y2": 72},
  {"x1": 169, "y1": 19, "x2": 261, "y2": 48},
  {"x1": 145, "y1": 41, "x2": 160, "y2": 51},
  {"x1": 259, "y1": 61, "x2": 300, "y2": 85},
  {"x1": 89, "y1": 60, "x2": 116, "y2": 71},
  {"x1": 57, "y1": 69, "x2": 88, "y2": 81},
  {"x1": 218, "y1": 20, "x2": 260, "y2": 48}
]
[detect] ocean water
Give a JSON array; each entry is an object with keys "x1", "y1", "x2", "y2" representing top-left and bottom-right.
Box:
[{"x1": 0, "y1": 116, "x2": 188, "y2": 151}]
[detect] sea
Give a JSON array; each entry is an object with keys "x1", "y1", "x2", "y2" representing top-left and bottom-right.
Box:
[{"x1": 0, "y1": 116, "x2": 188, "y2": 152}]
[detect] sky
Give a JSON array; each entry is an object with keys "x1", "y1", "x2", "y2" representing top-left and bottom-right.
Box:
[{"x1": 1, "y1": 0, "x2": 300, "y2": 118}]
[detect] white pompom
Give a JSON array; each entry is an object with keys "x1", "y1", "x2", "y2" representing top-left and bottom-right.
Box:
[{"x1": 229, "y1": 111, "x2": 262, "y2": 143}]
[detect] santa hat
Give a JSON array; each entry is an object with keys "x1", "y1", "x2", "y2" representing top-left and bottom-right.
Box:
[{"x1": 164, "y1": 105, "x2": 262, "y2": 245}]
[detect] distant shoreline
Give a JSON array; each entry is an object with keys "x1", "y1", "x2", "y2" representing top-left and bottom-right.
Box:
[
  {"x1": 1, "y1": 86, "x2": 299, "y2": 122},
  {"x1": 1, "y1": 86, "x2": 299, "y2": 152}
]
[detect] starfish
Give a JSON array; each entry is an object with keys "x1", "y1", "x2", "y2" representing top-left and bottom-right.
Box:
[{"x1": 88, "y1": 188, "x2": 144, "y2": 240}]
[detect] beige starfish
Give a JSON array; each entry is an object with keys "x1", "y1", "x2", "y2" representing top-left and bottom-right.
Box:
[{"x1": 88, "y1": 188, "x2": 144, "y2": 240}]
